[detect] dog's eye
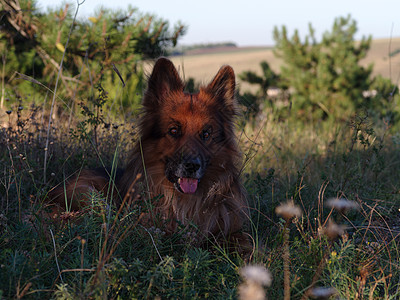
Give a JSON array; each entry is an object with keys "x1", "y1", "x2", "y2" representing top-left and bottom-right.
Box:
[
  {"x1": 169, "y1": 127, "x2": 179, "y2": 137},
  {"x1": 201, "y1": 128, "x2": 212, "y2": 141}
]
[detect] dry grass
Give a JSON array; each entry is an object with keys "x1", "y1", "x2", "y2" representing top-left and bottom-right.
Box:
[
  {"x1": 360, "y1": 37, "x2": 400, "y2": 81},
  {"x1": 146, "y1": 37, "x2": 400, "y2": 93}
]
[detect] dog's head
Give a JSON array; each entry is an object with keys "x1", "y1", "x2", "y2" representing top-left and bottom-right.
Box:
[{"x1": 140, "y1": 57, "x2": 237, "y2": 194}]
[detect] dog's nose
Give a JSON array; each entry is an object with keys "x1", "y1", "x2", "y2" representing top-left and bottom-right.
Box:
[
  {"x1": 184, "y1": 162, "x2": 200, "y2": 173},
  {"x1": 183, "y1": 157, "x2": 201, "y2": 173}
]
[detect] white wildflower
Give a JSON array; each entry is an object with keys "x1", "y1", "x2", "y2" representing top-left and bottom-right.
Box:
[
  {"x1": 275, "y1": 201, "x2": 303, "y2": 221},
  {"x1": 238, "y1": 265, "x2": 272, "y2": 300},
  {"x1": 309, "y1": 286, "x2": 338, "y2": 299},
  {"x1": 326, "y1": 198, "x2": 359, "y2": 213},
  {"x1": 319, "y1": 219, "x2": 347, "y2": 240}
]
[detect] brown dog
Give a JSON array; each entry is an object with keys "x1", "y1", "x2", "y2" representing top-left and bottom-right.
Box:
[{"x1": 50, "y1": 57, "x2": 249, "y2": 248}]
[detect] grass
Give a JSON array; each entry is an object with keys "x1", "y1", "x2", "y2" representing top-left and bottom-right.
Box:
[
  {"x1": 1, "y1": 94, "x2": 399, "y2": 298},
  {"x1": 0, "y1": 12, "x2": 399, "y2": 296},
  {"x1": 241, "y1": 110, "x2": 400, "y2": 298}
]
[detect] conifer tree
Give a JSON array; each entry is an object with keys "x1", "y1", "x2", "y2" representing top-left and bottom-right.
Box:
[
  {"x1": 239, "y1": 61, "x2": 288, "y2": 118},
  {"x1": 273, "y1": 15, "x2": 372, "y2": 121},
  {"x1": 0, "y1": 0, "x2": 186, "y2": 112},
  {"x1": 240, "y1": 61, "x2": 281, "y2": 100}
]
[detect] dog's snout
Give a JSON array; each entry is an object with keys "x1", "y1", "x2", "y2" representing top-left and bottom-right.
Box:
[{"x1": 165, "y1": 154, "x2": 207, "y2": 185}]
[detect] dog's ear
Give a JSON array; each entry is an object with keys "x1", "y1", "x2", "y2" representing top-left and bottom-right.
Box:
[
  {"x1": 145, "y1": 57, "x2": 183, "y2": 106},
  {"x1": 206, "y1": 65, "x2": 236, "y2": 112}
]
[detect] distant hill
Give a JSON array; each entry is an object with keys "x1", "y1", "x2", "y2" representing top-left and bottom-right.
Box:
[{"x1": 170, "y1": 42, "x2": 238, "y2": 56}]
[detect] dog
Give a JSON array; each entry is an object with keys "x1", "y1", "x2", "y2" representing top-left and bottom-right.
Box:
[{"x1": 50, "y1": 57, "x2": 249, "y2": 249}]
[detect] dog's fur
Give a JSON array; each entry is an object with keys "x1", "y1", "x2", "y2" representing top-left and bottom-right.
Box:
[{"x1": 50, "y1": 57, "x2": 248, "y2": 246}]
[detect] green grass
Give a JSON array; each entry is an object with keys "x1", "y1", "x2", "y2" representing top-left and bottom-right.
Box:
[
  {"x1": 2, "y1": 3, "x2": 399, "y2": 298},
  {"x1": 1, "y1": 98, "x2": 399, "y2": 299}
]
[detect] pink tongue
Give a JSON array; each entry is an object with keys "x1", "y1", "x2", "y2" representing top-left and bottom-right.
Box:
[{"x1": 179, "y1": 178, "x2": 198, "y2": 194}]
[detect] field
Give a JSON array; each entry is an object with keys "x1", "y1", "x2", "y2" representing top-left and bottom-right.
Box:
[
  {"x1": 1, "y1": 35, "x2": 400, "y2": 299},
  {"x1": 164, "y1": 38, "x2": 400, "y2": 92}
]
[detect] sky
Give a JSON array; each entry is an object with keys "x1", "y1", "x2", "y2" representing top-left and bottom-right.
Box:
[{"x1": 38, "y1": 0, "x2": 400, "y2": 47}]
